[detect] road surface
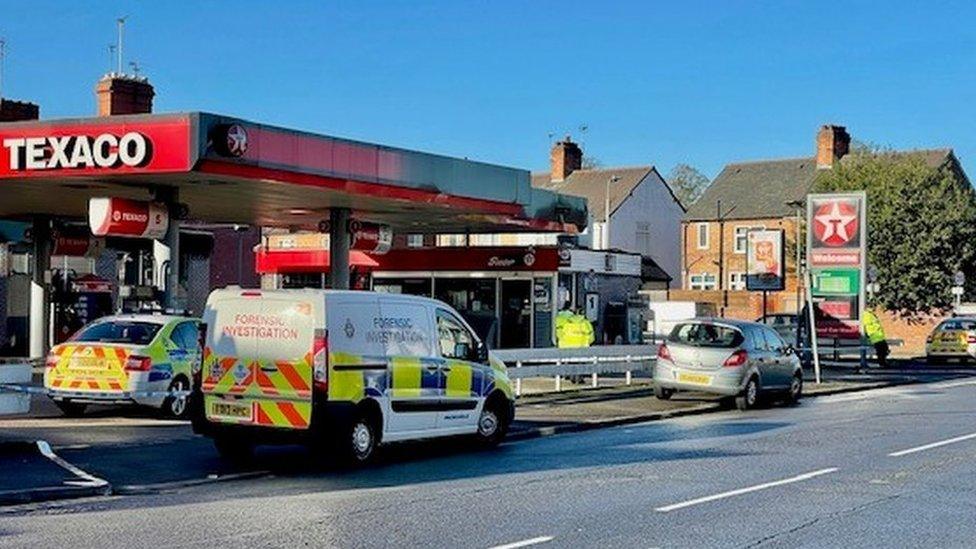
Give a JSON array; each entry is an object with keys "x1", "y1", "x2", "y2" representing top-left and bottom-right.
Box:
[{"x1": 2, "y1": 378, "x2": 976, "y2": 548}]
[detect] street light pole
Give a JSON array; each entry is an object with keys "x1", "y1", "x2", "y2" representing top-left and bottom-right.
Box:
[{"x1": 604, "y1": 175, "x2": 620, "y2": 250}]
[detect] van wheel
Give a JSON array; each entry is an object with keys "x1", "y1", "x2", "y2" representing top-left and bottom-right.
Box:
[
  {"x1": 163, "y1": 377, "x2": 191, "y2": 419},
  {"x1": 654, "y1": 385, "x2": 674, "y2": 400},
  {"x1": 343, "y1": 413, "x2": 378, "y2": 465},
  {"x1": 55, "y1": 400, "x2": 87, "y2": 417},
  {"x1": 213, "y1": 435, "x2": 253, "y2": 463},
  {"x1": 785, "y1": 373, "x2": 803, "y2": 406},
  {"x1": 736, "y1": 377, "x2": 760, "y2": 411},
  {"x1": 475, "y1": 397, "x2": 510, "y2": 447}
]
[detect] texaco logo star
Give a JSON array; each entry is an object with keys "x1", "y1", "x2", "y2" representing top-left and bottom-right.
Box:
[
  {"x1": 813, "y1": 200, "x2": 858, "y2": 246},
  {"x1": 226, "y1": 124, "x2": 248, "y2": 157}
]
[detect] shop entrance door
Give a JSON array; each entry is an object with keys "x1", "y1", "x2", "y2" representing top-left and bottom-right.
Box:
[{"x1": 500, "y1": 279, "x2": 532, "y2": 348}]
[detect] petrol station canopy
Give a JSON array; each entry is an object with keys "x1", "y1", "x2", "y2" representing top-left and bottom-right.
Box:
[{"x1": 0, "y1": 112, "x2": 587, "y2": 233}]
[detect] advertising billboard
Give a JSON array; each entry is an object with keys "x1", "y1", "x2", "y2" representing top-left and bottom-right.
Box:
[
  {"x1": 746, "y1": 229, "x2": 785, "y2": 291},
  {"x1": 807, "y1": 192, "x2": 867, "y2": 340}
]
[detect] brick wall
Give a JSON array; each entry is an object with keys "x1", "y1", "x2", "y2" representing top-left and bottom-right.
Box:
[{"x1": 682, "y1": 215, "x2": 802, "y2": 314}]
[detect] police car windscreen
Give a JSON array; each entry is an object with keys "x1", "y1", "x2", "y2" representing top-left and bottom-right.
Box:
[{"x1": 71, "y1": 321, "x2": 162, "y2": 345}]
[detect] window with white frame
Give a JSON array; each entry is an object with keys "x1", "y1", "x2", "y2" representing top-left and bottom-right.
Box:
[
  {"x1": 406, "y1": 234, "x2": 424, "y2": 248},
  {"x1": 636, "y1": 223, "x2": 652, "y2": 254},
  {"x1": 734, "y1": 225, "x2": 765, "y2": 254},
  {"x1": 689, "y1": 272, "x2": 717, "y2": 290},
  {"x1": 696, "y1": 223, "x2": 709, "y2": 249},
  {"x1": 729, "y1": 272, "x2": 746, "y2": 291},
  {"x1": 436, "y1": 234, "x2": 468, "y2": 246}
]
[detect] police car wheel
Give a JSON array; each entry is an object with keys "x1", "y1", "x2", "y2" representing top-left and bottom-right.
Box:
[
  {"x1": 475, "y1": 399, "x2": 508, "y2": 447},
  {"x1": 346, "y1": 417, "x2": 376, "y2": 463},
  {"x1": 163, "y1": 377, "x2": 190, "y2": 419},
  {"x1": 55, "y1": 400, "x2": 87, "y2": 417}
]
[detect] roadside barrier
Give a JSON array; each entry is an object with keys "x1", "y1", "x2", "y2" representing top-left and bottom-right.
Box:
[{"x1": 493, "y1": 345, "x2": 657, "y2": 397}]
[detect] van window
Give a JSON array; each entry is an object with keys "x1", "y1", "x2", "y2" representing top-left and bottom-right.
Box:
[
  {"x1": 72, "y1": 320, "x2": 161, "y2": 345},
  {"x1": 436, "y1": 310, "x2": 476, "y2": 360},
  {"x1": 669, "y1": 323, "x2": 744, "y2": 348},
  {"x1": 377, "y1": 301, "x2": 433, "y2": 358}
]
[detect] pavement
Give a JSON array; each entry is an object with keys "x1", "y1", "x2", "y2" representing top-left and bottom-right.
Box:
[{"x1": 0, "y1": 371, "x2": 975, "y2": 547}]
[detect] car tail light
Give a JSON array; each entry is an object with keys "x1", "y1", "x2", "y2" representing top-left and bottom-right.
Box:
[
  {"x1": 723, "y1": 350, "x2": 748, "y2": 368},
  {"x1": 312, "y1": 329, "x2": 328, "y2": 392},
  {"x1": 657, "y1": 343, "x2": 672, "y2": 362},
  {"x1": 967, "y1": 333, "x2": 976, "y2": 344},
  {"x1": 241, "y1": 290, "x2": 262, "y2": 297},
  {"x1": 124, "y1": 355, "x2": 152, "y2": 372},
  {"x1": 45, "y1": 354, "x2": 59, "y2": 369}
]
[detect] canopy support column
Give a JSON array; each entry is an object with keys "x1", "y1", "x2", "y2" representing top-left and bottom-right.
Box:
[
  {"x1": 29, "y1": 217, "x2": 51, "y2": 358},
  {"x1": 330, "y1": 208, "x2": 350, "y2": 290}
]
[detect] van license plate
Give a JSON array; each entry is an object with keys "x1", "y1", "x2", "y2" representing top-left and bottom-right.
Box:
[
  {"x1": 678, "y1": 372, "x2": 712, "y2": 385},
  {"x1": 210, "y1": 401, "x2": 253, "y2": 421}
]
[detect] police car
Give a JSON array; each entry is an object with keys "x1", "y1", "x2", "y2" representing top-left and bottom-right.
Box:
[
  {"x1": 925, "y1": 317, "x2": 976, "y2": 363},
  {"x1": 45, "y1": 314, "x2": 201, "y2": 417},
  {"x1": 193, "y1": 288, "x2": 516, "y2": 464}
]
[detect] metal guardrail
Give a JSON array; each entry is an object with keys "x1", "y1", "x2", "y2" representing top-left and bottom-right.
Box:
[
  {"x1": 0, "y1": 362, "x2": 32, "y2": 415},
  {"x1": 493, "y1": 345, "x2": 657, "y2": 397}
]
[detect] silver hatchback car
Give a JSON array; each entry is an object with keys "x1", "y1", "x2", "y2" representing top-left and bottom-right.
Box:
[{"x1": 654, "y1": 318, "x2": 803, "y2": 410}]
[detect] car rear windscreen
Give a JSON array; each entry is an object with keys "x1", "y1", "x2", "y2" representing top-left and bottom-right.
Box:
[
  {"x1": 71, "y1": 321, "x2": 162, "y2": 345},
  {"x1": 669, "y1": 323, "x2": 744, "y2": 348}
]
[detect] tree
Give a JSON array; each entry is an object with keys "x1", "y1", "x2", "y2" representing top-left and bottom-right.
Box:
[
  {"x1": 813, "y1": 150, "x2": 976, "y2": 314},
  {"x1": 581, "y1": 155, "x2": 603, "y2": 170},
  {"x1": 667, "y1": 164, "x2": 710, "y2": 207}
]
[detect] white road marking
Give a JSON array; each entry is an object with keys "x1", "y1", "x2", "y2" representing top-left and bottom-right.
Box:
[
  {"x1": 36, "y1": 440, "x2": 109, "y2": 488},
  {"x1": 888, "y1": 432, "x2": 976, "y2": 457},
  {"x1": 654, "y1": 468, "x2": 839, "y2": 513},
  {"x1": 932, "y1": 379, "x2": 976, "y2": 389},
  {"x1": 489, "y1": 536, "x2": 554, "y2": 549}
]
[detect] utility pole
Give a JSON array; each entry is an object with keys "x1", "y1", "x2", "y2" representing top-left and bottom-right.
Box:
[
  {"x1": 0, "y1": 37, "x2": 6, "y2": 100},
  {"x1": 116, "y1": 17, "x2": 127, "y2": 74},
  {"x1": 604, "y1": 175, "x2": 620, "y2": 249},
  {"x1": 715, "y1": 200, "x2": 737, "y2": 316}
]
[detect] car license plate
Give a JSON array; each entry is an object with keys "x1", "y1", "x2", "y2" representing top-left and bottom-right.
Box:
[
  {"x1": 678, "y1": 372, "x2": 712, "y2": 385},
  {"x1": 210, "y1": 401, "x2": 253, "y2": 421},
  {"x1": 69, "y1": 357, "x2": 105, "y2": 369}
]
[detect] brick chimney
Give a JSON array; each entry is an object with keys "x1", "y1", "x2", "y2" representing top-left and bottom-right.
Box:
[
  {"x1": 0, "y1": 98, "x2": 40, "y2": 122},
  {"x1": 816, "y1": 124, "x2": 851, "y2": 169},
  {"x1": 550, "y1": 136, "x2": 583, "y2": 182},
  {"x1": 95, "y1": 74, "x2": 155, "y2": 116}
]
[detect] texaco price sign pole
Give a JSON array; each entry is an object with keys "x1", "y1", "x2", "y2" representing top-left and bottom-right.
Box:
[{"x1": 806, "y1": 191, "x2": 868, "y2": 382}]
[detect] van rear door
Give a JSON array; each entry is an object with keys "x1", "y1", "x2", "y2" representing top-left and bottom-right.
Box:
[{"x1": 203, "y1": 292, "x2": 315, "y2": 430}]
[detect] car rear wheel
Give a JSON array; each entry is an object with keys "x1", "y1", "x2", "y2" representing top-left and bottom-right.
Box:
[
  {"x1": 654, "y1": 385, "x2": 674, "y2": 400},
  {"x1": 785, "y1": 373, "x2": 803, "y2": 405},
  {"x1": 736, "y1": 377, "x2": 760, "y2": 411},
  {"x1": 55, "y1": 400, "x2": 87, "y2": 417},
  {"x1": 342, "y1": 413, "x2": 378, "y2": 465},
  {"x1": 163, "y1": 377, "x2": 191, "y2": 419}
]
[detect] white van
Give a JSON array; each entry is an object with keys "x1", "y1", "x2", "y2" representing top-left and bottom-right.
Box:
[{"x1": 192, "y1": 288, "x2": 515, "y2": 463}]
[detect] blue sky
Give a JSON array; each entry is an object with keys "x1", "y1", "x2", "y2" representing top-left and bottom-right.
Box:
[{"x1": 1, "y1": 1, "x2": 975, "y2": 179}]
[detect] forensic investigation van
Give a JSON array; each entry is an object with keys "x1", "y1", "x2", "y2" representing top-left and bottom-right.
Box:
[{"x1": 193, "y1": 288, "x2": 515, "y2": 463}]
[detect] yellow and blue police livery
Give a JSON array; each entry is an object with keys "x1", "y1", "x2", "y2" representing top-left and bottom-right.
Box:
[{"x1": 194, "y1": 288, "x2": 515, "y2": 464}]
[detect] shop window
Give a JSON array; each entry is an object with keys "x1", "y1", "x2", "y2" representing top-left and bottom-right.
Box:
[
  {"x1": 734, "y1": 225, "x2": 765, "y2": 254},
  {"x1": 436, "y1": 234, "x2": 468, "y2": 246},
  {"x1": 696, "y1": 223, "x2": 709, "y2": 249},
  {"x1": 689, "y1": 273, "x2": 717, "y2": 290}
]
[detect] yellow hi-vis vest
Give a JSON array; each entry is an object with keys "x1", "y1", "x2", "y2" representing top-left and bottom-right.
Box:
[
  {"x1": 862, "y1": 310, "x2": 886, "y2": 345},
  {"x1": 557, "y1": 313, "x2": 595, "y2": 348}
]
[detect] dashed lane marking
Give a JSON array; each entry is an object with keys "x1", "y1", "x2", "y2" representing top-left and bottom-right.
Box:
[
  {"x1": 489, "y1": 536, "x2": 555, "y2": 549},
  {"x1": 654, "y1": 468, "x2": 839, "y2": 513},
  {"x1": 888, "y1": 432, "x2": 976, "y2": 457}
]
